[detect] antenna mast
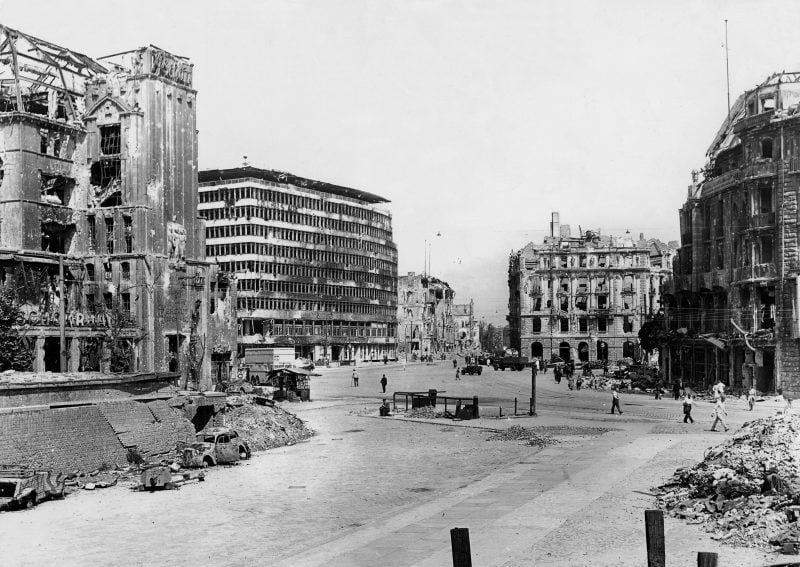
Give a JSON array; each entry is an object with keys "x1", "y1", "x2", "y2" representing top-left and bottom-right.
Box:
[{"x1": 725, "y1": 19, "x2": 731, "y2": 120}]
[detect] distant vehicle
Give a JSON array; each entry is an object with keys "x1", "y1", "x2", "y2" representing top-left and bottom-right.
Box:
[
  {"x1": 493, "y1": 356, "x2": 528, "y2": 371},
  {"x1": 180, "y1": 427, "x2": 251, "y2": 468},
  {"x1": 461, "y1": 364, "x2": 483, "y2": 376},
  {"x1": 292, "y1": 357, "x2": 315, "y2": 371},
  {"x1": 546, "y1": 356, "x2": 566, "y2": 369},
  {"x1": 477, "y1": 353, "x2": 488, "y2": 365},
  {"x1": 0, "y1": 466, "x2": 64, "y2": 511}
]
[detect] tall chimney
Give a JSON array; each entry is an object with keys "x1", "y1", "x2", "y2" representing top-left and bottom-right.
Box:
[{"x1": 550, "y1": 212, "x2": 560, "y2": 238}]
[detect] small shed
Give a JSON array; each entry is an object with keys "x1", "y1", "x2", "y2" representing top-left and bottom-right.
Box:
[{"x1": 268, "y1": 368, "x2": 317, "y2": 401}]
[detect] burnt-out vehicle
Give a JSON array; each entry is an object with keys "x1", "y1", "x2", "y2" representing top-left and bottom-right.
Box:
[
  {"x1": 0, "y1": 466, "x2": 64, "y2": 511},
  {"x1": 179, "y1": 427, "x2": 251, "y2": 468},
  {"x1": 461, "y1": 364, "x2": 483, "y2": 376}
]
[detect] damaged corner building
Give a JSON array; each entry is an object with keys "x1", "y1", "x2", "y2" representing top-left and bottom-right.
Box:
[
  {"x1": 0, "y1": 25, "x2": 236, "y2": 392},
  {"x1": 668, "y1": 72, "x2": 800, "y2": 395}
]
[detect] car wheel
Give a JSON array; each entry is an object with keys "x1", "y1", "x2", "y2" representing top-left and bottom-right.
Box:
[
  {"x1": 25, "y1": 494, "x2": 36, "y2": 509},
  {"x1": 477, "y1": 368, "x2": 482, "y2": 375},
  {"x1": 239, "y1": 447, "x2": 249, "y2": 460},
  {"x1": 202, "y1": 458, "x2": 213, "y2": 468}
]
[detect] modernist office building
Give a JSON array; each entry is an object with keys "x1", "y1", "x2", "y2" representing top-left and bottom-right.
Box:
[
  {"x1": 0, "y1": 26, "x2": 235, "y2": 388},
  {"x1": 198, "y1": 167, "x2": 398, "y2": 363}
]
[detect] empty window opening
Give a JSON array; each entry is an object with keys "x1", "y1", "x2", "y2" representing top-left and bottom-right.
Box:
[
  {"x1": 40, "y1": 223, "x2": 74, "y2": 253},
  {"x1": 40, "y1": 174, "x2": 73, "y2": 206},
  {"x1": 121, "y1": 261, "x2": 130, "y2": 281},
  {"x1": 559, "y1": 318, "x2": 569, "y2": 332},
  {"x1": 100, "y1": 125, "x2": 121, "y2": 155},
  {"x1": 623, "y1": 316, "x2": 633, "y2": 333},
  {"x1": 105, "y1": 218, "x2": 114, "y2": 254},
  {"x1": 761, "y1": 138, "x2": 774, "y2": 159},
  {"x1": 532, "y1": 318, "x2": 541, "y2": 333},
  {"x1": 87, "y1": 215, "x2": 96, "y2": 252},
  {"x1": 85, "y1": 264, "x2": 95, "y2": 280},
  {"x1": 756, "y1": 235, "x2": 774, "y2": 264},
  {"x1": 103, "y1": 292, "x2": 113, "y2": 310},
  {"x1": 597, "y1": 318, "x2": 608, "y2": 333},
  {"x1": 758, "y1": 185, "x2": 773, "y2": 213},
  {"x1": 597, "y1": 295, "x2": 608, "y2": 310},
  {"x1": 123, "y1": 215, "x2": 132, "y2": 252},
  {"x1": 579, "y1": 317, "x2": 588, "y2": 332}
]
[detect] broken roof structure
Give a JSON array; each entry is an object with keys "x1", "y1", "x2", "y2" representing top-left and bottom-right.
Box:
[{"x1": 0, "y1": 24, "x2": 106, "y2": 123}]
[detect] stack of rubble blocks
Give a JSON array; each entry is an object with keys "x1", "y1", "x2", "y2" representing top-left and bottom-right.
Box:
[{"x1": 657, "y1": 414, "x2": 800, "y2": 552}]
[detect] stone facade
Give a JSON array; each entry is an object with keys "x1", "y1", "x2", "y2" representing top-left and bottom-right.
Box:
[
  {"x1": 198, "y1": 167, "x2": 398, "y2": 364},
  {"x1": 452, "y1": 300, "x2": 480, "y2": 353},
  {"x1": 508, "y1": 212, "x2": 674, "y2": 363},
  {"x1": 669, "y1": 72, "x2": 800, "y2": 395},
  {"x1": 0, "y1": 26, "x2": 236, "y2": 390},
  {"x1": 397, "y1": 272, "x2": 455, "y2": 358}
]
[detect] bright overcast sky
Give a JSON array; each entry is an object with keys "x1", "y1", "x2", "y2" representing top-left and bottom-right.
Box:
[{"x1": 2, "y1": 1, "x2": 798, "y2": 325}]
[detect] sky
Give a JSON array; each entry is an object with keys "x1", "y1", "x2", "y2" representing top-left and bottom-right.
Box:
[{"x1": 2, "y1": 0, "x2": 800, "y2": 325}]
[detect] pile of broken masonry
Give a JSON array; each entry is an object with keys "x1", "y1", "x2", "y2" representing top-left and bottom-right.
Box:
[{"x1": 657, "y1": 414, "x2": 800, "y2": 550}]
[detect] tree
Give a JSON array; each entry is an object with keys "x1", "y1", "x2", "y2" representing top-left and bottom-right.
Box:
[
  {"x1": 638, "y1": 314, "x2": 671, "y2": 357},
  {"x1": 0, "y1": 288, "x2": 33, "y2": 371}
]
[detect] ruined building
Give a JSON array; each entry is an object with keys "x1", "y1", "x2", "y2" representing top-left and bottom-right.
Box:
[
  {"x1": 397, "y1": 272, "x2": 455, "y2": 358},
  {"x1": 452, "y1": 299, "x2": 479, "y2": 353},
  {"x1": 669, "y1": 72, "x2": 800, "y2": 394},
  {"x1": 198, "y1": 167, "x2": 398, "y2": 364},
  {"x1": 507, "y1": 212, "x2": 674, "y2": 363},
  {"x1": 0, "y1": 25, "x2": 236, "y2": 389}
]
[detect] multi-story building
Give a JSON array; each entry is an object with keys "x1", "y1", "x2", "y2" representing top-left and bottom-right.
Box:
[
  {"x1": 452, "y1": 300, "x2": 479, "y2": 353},
  {"x1": 507, "y1": 212, "x2": 674, "y2": 363},
  {"x1": 198, "y1": 167, "x2": 398, "y2": 364},
  {"x1": 397, "y1": 272, "x2": 455, "y2": 358},
  {"x1": 0, "y1": 26, "x2": 235, "y2": 389},
  {"x1": 668, "y1": 72, "x2": 800, "y2": 394}
]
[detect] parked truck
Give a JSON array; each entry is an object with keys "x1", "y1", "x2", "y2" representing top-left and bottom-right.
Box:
[{"x1": 492, "y1": 356, "x2": 529, "y2": 371}]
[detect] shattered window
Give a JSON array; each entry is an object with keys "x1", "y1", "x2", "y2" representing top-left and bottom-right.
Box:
[
  {"x1": 123, "y1": 216, "x2": 132, "y2": 253},
  {"x1": 100, "y1": 125, "x2": 121, "y2": 155},
  {"x1": 105, "y1": 218, "x2": 114, "y2": 254},
  {"x1": 761, "y1": 138, "x2": 774, "y2": 160}
]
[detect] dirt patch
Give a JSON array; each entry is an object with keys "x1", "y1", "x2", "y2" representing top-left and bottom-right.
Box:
[{"x1": 486, "y1": 425, "x2": 558, "y2": 447}]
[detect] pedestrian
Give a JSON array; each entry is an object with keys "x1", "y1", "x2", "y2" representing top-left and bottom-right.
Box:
[
  {"x1": 352, "y1": 368, "x2": 359, "y2": 387},
  {"x1": 748, "y1": 385, "x2": 756, "y2": 411},
  {"x1": 380, "y1": 374, "x2": 387, "y2": 393},
  {"x1": 555, "y1": 367, "x2": 562, "y2": 384},
  {"x1": 673, "y1": 381, "x2": 681, "y2": 401},
  {"x1": 710, "y1": 394, "x2": 729, "y2": 432},
  {"x1": 713, "y1": 379, "x2": 725, "y2": 400},
  {"x1": 455, "y1": 367, "x2": 461, "y2": 381},
  {"x1": 453, "y1": 358, "x2": 458, "y2": 369},
  {"x1": 576, "y1": 375, "x2": 583, "y2": 390},
  {"x1": 540, "y1": 358, "x2": 547, "y2": 374},
  {"x1": 603, "y1": 360, "x2": 608, "y2": 376},
  {"x1": 379, "y1": 398, "x2": 390, "y2": 417},
  {"x1": 777, "y1": 389, "x2": 792, "y2": 415},
  {"x1": 611, "y1": 387, "x2": 623, "y2": 415},
  {"x1": 402, "y1": 358, "x2": 407, "y2": 372},
  {"x1": 682, "y1": 393, "x2": 694, "y2": 423},
  {"x1": 654, "y1": 379, "x2": 662, "y2": 400}
]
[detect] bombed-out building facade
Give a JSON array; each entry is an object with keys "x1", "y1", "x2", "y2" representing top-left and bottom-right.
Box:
[
  {"x1": 507, "y1": 213, "x2": 674, "y2": 363},
  {"x1": 397, "y1": 272, "x2": 455, "y2": 358},
  {"x1": 0, "y1": 26, "x2": 235, "y2": 388},
  {"x1": 669, "y1": 72, "x2": 800, "y2": 394},
  {"x1": 198, "y1": 167, "x2": 398, "y2": 364}
]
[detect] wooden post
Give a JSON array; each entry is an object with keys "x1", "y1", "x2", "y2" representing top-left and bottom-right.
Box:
[
  {"x1": 514, "y1": 397, "x2": 518, "y2": 416},
  {"x1": 697, "y1": 552, "x2": 718, "y2": 567},
  {"x1": 644, "y1": 509, "x2": 665, "y2": 567},
  {"x1": 499, "y1": 405, "x2": 502, "y2": 417},
  {"x1": 58, "y1": 255, "x2": 66, "y2": 372},
  {"x1": 530, "y1": 364, "x2": 537, "y2": 415},
  {"x1": 472, "y1": 396, "x2": 479, "y2": 419},
  {"x1": 450, "y1": 527, "x2": 472, "y2": 567}
]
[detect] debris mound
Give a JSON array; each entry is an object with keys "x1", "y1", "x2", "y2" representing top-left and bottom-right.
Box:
[
  {"x1": 403, "y1": 406, "x2": 443, "y2": 419},
  {"x1": 224, "y1": 396, "x2": 314, "y2": 451},
  {"x1": 657, "y1": 415, "x2": 800, "y2": 550},
  {"x1": 486, "y1": 425, "x2": 558, "y2": 447}
]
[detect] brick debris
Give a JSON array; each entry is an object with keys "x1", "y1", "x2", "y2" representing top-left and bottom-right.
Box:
[{"x1": 656, "y1": 414, "x2": 800, "y2": 550}]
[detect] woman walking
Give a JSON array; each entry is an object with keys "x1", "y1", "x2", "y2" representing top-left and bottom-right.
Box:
[{"x1": 748, "y1": 386, "x2": 756, "y2": 411}]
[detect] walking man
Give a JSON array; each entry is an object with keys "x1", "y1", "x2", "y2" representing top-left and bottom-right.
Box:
[
  {"x1": 683, "y1": 393, "x2": 694, "y2": 423},
  {"x1": 673, "y1": 381, "x2": 681, "y2": 401},
  {"x1": 611, "y1": 387, "x2": 623, "y2": 415},
  {"x1": 710, "y1": 395, "x2": 729, "y2": 432},
  {"x1": 748, "y1": 385, "x2": 756, "y2": 411},
  {"x1": 380, "y1": 374, "x2": 388, "y2": 393},
  {"x1": 352, "y1": 368, "x2": 359, "y2": 387},
  {"x1": 455, "y1": 367, "x2": 461, "y2": 381}
]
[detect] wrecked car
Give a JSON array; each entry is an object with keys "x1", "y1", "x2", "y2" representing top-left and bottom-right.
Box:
[
  {"x1": 179, "y1": 427, "x2": 251, "y2": 468},
  {"x1": 0, "y1": 466, "x2": 64, "y2": 511}
]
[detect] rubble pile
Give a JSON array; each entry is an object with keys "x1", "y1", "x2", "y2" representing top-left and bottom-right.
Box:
[
  {"x1": 404, "y1": 406, "x2": 443, "y2": 419},
  {"x1": 224, "y1": 396, "x2": 314, "y2": 451},
  {"x1": 487, "y1": 425, "x2": 557, "y2": 448},
  {"x1": 657, "y1": 415, "x2": 800, "y2": 550}
]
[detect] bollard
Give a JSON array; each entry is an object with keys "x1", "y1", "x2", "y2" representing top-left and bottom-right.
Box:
[
  {"x1": 472, "y1": 396, "x2": 479, "y2": 419},
  {"x1": 697, "y1": 552, "x2": 718, "y2": 567},
  {"x1": 514, "y1": 397, "x2": 518, "y2": 416},
  {"x1": 645, "y1": 510, "x2": 665, "y2": 567},
  {"x1": 499, "y1": 405, "x2": 502, "y2": 417},
  {"x1": 450, "y1": 527, "x2": 472, "y2": 567}
]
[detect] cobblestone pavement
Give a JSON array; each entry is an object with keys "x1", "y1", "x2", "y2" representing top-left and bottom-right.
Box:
[{"x1": 0, "y1": 361, "x2": 790, "y2": 566}]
